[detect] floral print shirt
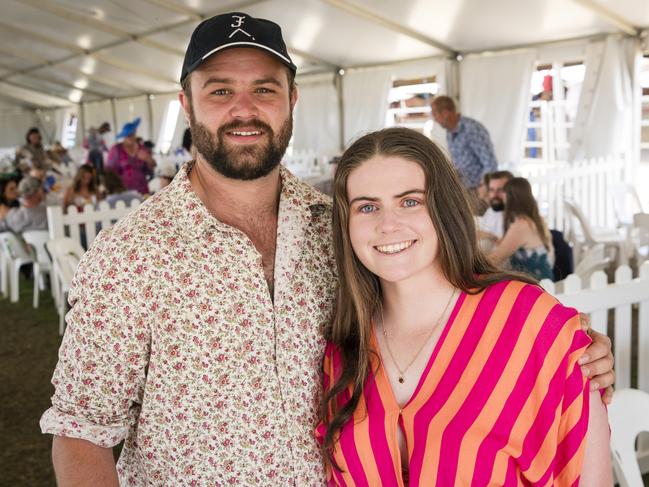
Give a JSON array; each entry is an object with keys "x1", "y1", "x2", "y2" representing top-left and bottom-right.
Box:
[{"x1": 40, "y1": 162, "x2": 337, "y2": 486}]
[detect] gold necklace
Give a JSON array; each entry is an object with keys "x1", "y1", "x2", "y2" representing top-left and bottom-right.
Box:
[{"x1": 380, "y1": 288, "x2": 456, "y2": 384}]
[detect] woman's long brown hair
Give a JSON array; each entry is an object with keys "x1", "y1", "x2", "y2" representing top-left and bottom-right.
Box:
[
  {"x1": 503, "y1": 177, "x2": 552, "y2": 249},
  {"x1": 322, "y1": 127, "x2": 536, "y2": 468},
  {"x1": 72, "y1": 165, "x2": 98, "y2": 194}
]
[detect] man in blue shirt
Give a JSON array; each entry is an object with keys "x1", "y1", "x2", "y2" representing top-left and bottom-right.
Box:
[{"x1": 431, "y1": 96, "x2": 498, "y2": 198}]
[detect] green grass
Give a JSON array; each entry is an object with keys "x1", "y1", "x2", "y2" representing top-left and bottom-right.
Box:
[{"x1": 0, "y1": 276, "x2": 59, "y2": 486}]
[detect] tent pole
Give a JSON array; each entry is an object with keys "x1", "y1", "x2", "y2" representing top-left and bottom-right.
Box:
[{"x1": 335, "y1": 69, "x2": 345, "y2": 152}]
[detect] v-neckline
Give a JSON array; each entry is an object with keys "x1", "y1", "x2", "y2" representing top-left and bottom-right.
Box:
[{"x1": 371, "y1": 290, "x2": 466, "y2": 412}]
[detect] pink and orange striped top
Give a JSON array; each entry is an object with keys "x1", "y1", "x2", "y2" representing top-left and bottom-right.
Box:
[{"x1": 318, "y1": 280, "x2": 591, "y2": 486}]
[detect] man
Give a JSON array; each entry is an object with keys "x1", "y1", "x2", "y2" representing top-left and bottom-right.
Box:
[
  {"x1": 41, "y1": 12, "x2": 613, "y2": 486},
  {"x1": 431, "y1": 96, "x2": 498, "y2": 198},
  {"x1": 86, "y1": 122, "x2": 111, "y2": 176},
  {"x1": 478, "y1": 170, "x2": 513, "y2": 241},
  {"x1": 0, "y1": 176, "x2": 47, "y2": 233}
]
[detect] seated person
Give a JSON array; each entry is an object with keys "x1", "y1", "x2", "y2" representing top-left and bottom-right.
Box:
[
  {"x1": 0, "y1": 176, "x2": 48, "y2": 233},
  {"x1": 489, "y1": 177, "x2": 554, "y2": 280},
  {"x1": 0, "y1": 175, "x2": 21, "y2": 210},
  {"x1": 478, "y1": 170, "x2": 513, "y2": 241},
  {"x1": 63, "y1": 165, "x2": 101, "y2": 212},
  {"x1": 102, "y1": 170, "x2": 142, "y2": 208}
]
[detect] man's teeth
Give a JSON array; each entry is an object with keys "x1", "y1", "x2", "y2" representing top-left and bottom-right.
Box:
[
  {"x1": 230, "y1": 130, "x2": 261, "y2": 136},
  {"x1": 375, "y1": 240, "x2": 415, "y2": 254}
]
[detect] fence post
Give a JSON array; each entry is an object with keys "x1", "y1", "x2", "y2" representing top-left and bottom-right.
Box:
[
  {"x1": 639, "y1": 262, "x2": 649, "y2": 393},
  {"x1": 588, "y1": 271, "x2": 608, "y2": 335},
  {"x1": 614, "y1": 265, "x2": 633, "y2": 389}
]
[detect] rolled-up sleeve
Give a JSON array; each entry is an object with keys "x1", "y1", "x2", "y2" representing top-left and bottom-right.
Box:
[{"x1": 40, "y1": 228, "x2": 151, "y2": 448}]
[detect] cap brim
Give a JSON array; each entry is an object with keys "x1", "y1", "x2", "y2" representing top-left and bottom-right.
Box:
[{"x1": 182, "y1": 41, "x2": 296, "y2": 82}]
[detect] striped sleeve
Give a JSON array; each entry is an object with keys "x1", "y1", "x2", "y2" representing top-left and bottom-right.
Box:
[{"x1": 520, "y1": 304, "x2": 592, "y2": 486}]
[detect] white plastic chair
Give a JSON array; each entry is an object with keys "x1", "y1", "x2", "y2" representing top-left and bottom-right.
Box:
[
  {"x1": 22, "y1": 230, "x2": 52, "y2": 308},
  {"x1": 0, "y1": 232, "x2": 36, "y2": 303},
  {"x1": 608, "y1": 388, "x2": 649, "y2": 487},
  {"x1": 46, "y1": 237, "x2": 84, "y2": 335},
  {"x1": 564, "y1": 200, "x2": 629, "y2": 266},
  {"x1": 631, "y1": 213, "x2": 649, "y2": 267}
]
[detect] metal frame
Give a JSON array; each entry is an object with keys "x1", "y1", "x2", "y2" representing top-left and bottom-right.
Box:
[{"x1": 1, "y1": 0, "x2": 645, "y2": 109}]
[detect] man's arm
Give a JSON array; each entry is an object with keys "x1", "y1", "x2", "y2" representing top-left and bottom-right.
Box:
[
  {"x1": 52, "y1": 436, "x2": 118, "y2": 487},
  {"x1": 469, "y1": 122, "x2": 498, "y2": 176}
]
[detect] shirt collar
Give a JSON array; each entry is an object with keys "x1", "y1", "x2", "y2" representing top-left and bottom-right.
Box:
[
  {"x1": 163, "y1": 161, "x2": 331, "y2": 239},
  {"x1": 450, "y1": 115, "x2": 466, "y2": 137}
]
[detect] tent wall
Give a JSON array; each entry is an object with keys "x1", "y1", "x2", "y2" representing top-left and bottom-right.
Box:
[{"x1": 0, "y1": 104, "x2": 38, "y2": 149}]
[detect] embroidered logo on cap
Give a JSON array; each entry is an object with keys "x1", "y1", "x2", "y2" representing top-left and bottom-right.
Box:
[{"x1": 229, "y1": 15, "x2": 255, "y2": 40}]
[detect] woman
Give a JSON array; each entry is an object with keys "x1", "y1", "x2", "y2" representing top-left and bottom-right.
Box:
[
  {"x1": 489, "y1": 177, "x2": 554, "y2": 280},
  {"x1": 106, "y1": 117, "x2": 156, "y2": 194},
  {"x1": 63, "y1": 165, "x2": 101, "y2": 212},
  {"x1": 0, "y1": 176, "x2": 20, "y2": 208},
  {"x1": 318, "y1": 128, "x2": 610, "y2": 486}
]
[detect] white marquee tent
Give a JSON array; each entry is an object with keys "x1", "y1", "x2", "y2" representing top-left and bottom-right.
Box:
[{"x1": 1, "y1": 0, "x2": 649, "y2": 173}]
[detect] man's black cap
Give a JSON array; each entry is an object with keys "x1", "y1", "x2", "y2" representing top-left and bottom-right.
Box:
[{"x1": 181, "y1": 12, "x2": 297, "y2": 83}]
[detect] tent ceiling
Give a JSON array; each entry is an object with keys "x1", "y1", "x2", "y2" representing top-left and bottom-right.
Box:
[{"x1": 1, "y1": 0, "x2": 648, "y2": 108}]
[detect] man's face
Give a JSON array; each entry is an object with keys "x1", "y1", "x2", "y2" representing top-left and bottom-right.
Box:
[
  {"x1": 431, "y1": 106, "x2": 451, "y2": 130},
  {"x1": 180, "y1": 48, "x2": 297, "y2": 180},
  {"x1": 487, "y1": 177, "x2": 508, "y2": 211}
]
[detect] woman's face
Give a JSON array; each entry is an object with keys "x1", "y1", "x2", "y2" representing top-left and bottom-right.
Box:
[
  {"x1": 4, "y1": 180, "x2": 18, "y2": 201},
  {"x1": 346, "y1": 155, "x2": 441, "y2": 285},
  {"x1": 28, "y1": 131, "x2": 41, "y2": 145},
  {"x1": 81, "y1": 170, "x2": 93, "y2": 186}
]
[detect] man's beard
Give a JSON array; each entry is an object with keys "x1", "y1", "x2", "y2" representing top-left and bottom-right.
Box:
[
  {"x1": 490, "y1": 199, "x2": 505, "y2": 212},
  {"x1": 190, "y1": 109, "x2": 292, "y2": 181}
]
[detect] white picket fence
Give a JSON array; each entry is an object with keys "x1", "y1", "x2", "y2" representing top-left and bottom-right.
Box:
[
  {"x1": 47, "y1": 200, "x2": 141, "y2": 250},
  {"x1": 541, "y1": 262, "x2": 649, "y2": 393},
  {"x1": 521, "y1": 155, "x2": 626, "y2": 232}
]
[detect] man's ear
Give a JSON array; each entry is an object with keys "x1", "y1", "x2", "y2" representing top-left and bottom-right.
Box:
[
  {"x1": 290, "y1": 86, "x2": 299, "y2": 111},
  {"x1": 179, "y1": 89, "x2": 192, "y2": 125}
]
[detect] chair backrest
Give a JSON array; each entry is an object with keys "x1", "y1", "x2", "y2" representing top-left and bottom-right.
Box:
[
  {"x1": 610, "y1": 182, "x2": 645, "y2": 226},
  {"x1": 0, "y1": 231, "x2": 35, "y2": 262},
  {"x1": 608, "y1": 388, "x2": 649, "y2": 487},
  {"x1": 22, "y1": 230, "x2": 51, "y2": 266},
  {"x1": 45, "y1": 237, "x2": 85, "y2": 287},
  {"x1": 47, "y1": 199, "x2": 140, "y2": 250},
  {"x1": 564, "y1": 200, "x2": 596, "y2": 245},
  {"x1": 572, "y1": 243, "x2": 610, "y2": 283}
]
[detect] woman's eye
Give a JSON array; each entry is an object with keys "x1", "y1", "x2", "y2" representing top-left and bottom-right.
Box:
[
  {"x1": 403, "y1": 199, "x2": 419, "y2": 208},
  {"x1": 358, "y1": 204, "x2": 376, "y2": 214}
]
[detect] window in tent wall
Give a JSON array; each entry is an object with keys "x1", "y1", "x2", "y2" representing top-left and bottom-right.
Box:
[
  {"x1": 385, "y1": 76, "x2": 438, "y2": 137},
  {"x1": 522, "y1": 62, "x2": 584, "y2": 164},
  {"x1": 639, "y1": 55, "x2": 649, "y2": 163},
  {"x1": 61, "y1": 111, "x2": 78, "y2": 149}
]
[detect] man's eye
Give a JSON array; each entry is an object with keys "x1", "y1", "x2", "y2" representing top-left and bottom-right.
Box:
[
  {"x1": 212, "y1": 89, "x2": 230, "y2": 95},
  {"x1": 256, "y1": 87, "x2": 274, "y2": 94}
]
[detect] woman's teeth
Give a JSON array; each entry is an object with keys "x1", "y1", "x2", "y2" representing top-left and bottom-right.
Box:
[{"x1": 375, "y1": 240, "x2": 415, "y2": 254}]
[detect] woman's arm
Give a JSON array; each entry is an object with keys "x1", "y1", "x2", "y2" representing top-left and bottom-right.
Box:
[
  {"x1": 578, "y1": 390, "x2": 612, "y2": 486},
  {"x1": 489, "y1": 218, "x2": 527, "y2": 264}
]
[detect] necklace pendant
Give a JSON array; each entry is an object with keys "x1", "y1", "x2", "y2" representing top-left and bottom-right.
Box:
[{"x1": 398, "y1": 376, "x2": 404, "y2": 384}]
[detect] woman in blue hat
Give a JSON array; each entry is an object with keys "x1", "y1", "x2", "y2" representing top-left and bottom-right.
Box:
[{"x1": 106, "y1": 117, "x2": 156, "y2": 194}]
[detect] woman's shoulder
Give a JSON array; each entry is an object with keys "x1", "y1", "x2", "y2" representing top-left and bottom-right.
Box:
[{"x1": 475, "y1": 280, "x2": 578, "y2": 322}]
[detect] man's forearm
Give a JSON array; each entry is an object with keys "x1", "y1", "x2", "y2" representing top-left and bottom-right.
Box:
[{"x1": 52, "y1": 436, "x2": 119, "y2": 487}]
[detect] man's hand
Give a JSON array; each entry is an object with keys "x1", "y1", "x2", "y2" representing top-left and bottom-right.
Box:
[{"x1": 578, "y1": 313, "x2": 615, "y2": 404}]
